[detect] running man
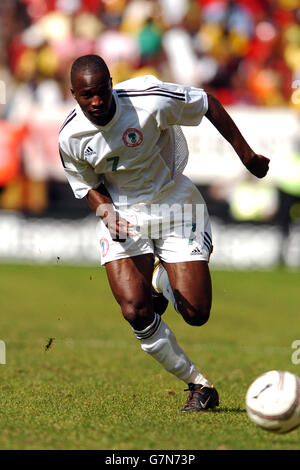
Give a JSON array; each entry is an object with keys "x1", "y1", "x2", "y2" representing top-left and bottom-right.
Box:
[{"x1": 58, "y1": 55, "x2": 269, "y2": 411}]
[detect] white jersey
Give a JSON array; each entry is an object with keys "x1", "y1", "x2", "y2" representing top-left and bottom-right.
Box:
[{"x1": 58, "y1": 75, "x2": 208, "y2": 206}]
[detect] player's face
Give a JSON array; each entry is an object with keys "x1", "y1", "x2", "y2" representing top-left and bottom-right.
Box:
[{"x1": 71, "y1": 71, "x2": 115, "y2": 126}]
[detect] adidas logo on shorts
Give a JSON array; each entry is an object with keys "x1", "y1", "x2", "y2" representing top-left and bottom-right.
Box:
[{"x1": 190, "y1": 246, "x2": 202, "y2": 255}]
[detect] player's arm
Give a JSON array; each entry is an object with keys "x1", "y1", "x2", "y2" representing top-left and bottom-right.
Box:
[
  {"x1": 205, "y1": 93, "x2": 270, "y2": 178},
  {"x1": 59, "y1": 141, "x2": 131, "y2": 239},
  {"x1": 87, "y1": 185, "x2": 132, "y2": 240}
]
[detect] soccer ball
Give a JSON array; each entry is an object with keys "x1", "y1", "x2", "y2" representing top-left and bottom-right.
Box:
[{"x1": 245, "y1": 370, "x2": 300, "y2": 433}]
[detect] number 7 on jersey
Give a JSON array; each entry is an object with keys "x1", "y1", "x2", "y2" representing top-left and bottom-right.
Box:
[{"x1": 106, "y1": 156, "x2": 119, "y2": 171}]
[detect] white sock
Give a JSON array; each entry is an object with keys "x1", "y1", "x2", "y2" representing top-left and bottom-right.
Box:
[
  {"x1": 152, "y1": 263, "x2": 179, "y2": 313},
  {"x1": 133, "y1": 313, "x2": 211, "y2": 386}
]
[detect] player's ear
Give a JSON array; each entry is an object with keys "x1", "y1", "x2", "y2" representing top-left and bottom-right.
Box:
[{"x1": 70, "y1": 88, "x2": 75, "y2": 98}]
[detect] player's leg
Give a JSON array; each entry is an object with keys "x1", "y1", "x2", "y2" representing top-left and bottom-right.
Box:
[
  {"x1": 152, "y1": 257, "x2": 169, "y2": 316},
  {"x1": 161, "y1": 259, "x2": 212, "y2": 327},
  {"x1": 150, "y1": 177, "x2": 218, "y2": 409},
  {"x1": 152, "y1": 251, "x2": 212, "y2": 326},
  {"x1": 105, "y1": 253, "x2": 154, "y2": 330},
  {"x1": 151, "y1": 258, "x2": 219, "y2": 411},
  {"x1": 152, "y1": 258, "x2": 219, "y2": 411},
  {"x1": 152, "y1": 227, "x2": 219, "y2": 410},
  {"x1": 105, "y1": 254, "x2": 211, "y2": 387},
  {"x1": 152, "y1": 182, "x2": 213, "y2": 325}
]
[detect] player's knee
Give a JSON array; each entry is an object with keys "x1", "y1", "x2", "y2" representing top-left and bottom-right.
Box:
[
  {"x1": 181, "y1": 304, "x2": 211, "y2": 327},
  {"x1": 120, "y1": 299, "x2": 153, "y2": 329}
]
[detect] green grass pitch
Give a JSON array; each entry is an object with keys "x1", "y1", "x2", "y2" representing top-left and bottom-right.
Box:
[{"x1": 0, "y1": 263, "x2": 299, "y2": 450}]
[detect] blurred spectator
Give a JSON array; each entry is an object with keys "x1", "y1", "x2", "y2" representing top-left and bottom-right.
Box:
[
  {"x1": 94, "y1": 26, "x2": 140, "y2": 83},
  {"x1": 1, "y1": 0, "x2": 299, "y2": 105},
  {"x1": 159, "y1": 0, "x2": 189, "y2": 26},
  {"x1": 0, "y1": 120, "x2": 26, "y2": 190},
  {"x1": 137, "y1": 18, "x2": 162, "y2": 61},
  {"x1": 0, "y1": 119, "x2": 27, "y2": 211},
  {"x1": 276, "y1": 135, "x2": 300, "y2": 264},
  {"x1": 0, "y1": 0, "x2": 299, "y2": 217}
]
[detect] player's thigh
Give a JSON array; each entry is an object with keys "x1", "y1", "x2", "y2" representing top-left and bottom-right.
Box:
[
  {"x1": 163, "y1": 260, "x2": 212, "y2": 325},
  {"x1": 105, "y1": 253, "x2": 154, "y2": 328}
]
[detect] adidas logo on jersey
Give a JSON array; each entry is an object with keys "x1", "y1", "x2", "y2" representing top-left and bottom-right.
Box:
[
  {"x1": 84, "y1": 146, "x2": 95, "y2": 156},
  {"x1": 190, "y1": 246, "x2": 202, "y2": 255}
]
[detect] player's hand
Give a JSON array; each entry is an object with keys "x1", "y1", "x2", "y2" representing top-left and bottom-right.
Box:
[
  {"x1": 103, "y1": 210, "x2": 132, "y2": 242},
  {"x1": 244, "y1": 154, "x2": 270, "y2": 179}
]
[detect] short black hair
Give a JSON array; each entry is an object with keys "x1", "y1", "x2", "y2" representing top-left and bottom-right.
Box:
[{"x1": 70, "y1": 55, "x2": 110, "y2": 85}]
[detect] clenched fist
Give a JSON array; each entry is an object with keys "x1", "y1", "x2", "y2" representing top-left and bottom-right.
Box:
[{"x1": 244, "y1": 154, "x2": 270, "y2": 179}]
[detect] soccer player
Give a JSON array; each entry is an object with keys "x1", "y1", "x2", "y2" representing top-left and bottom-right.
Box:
[{"x1": 59, "y1": 55, "x2": 269, "y2": 411}]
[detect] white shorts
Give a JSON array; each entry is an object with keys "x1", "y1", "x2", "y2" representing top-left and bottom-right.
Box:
[{"x1": 96, "y1": 176, "x2": 213, "y2": 265}]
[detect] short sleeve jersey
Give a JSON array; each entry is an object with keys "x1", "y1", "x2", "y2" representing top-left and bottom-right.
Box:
[{"x1": 58, "y1": 75, "x2": 208, "y2": 205}]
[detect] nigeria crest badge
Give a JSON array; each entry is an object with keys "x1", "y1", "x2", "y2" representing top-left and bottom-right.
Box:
[{"x1": 122, "y1": 128, "x2": 143, "y2": 147}]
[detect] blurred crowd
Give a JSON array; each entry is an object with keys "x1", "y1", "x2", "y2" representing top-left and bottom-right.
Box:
[
  {"x1": 0, "y1": 0, "x2": 299, "y2": 110},
  {"x1": 0, "y1": 0, "x2": 299, "y2": 238}
]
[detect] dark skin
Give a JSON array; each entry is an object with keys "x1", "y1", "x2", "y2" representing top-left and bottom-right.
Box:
[
  {"x1": 71, "y1": 68, "x2": 270, "y2": 330},
  {"x1": 71, "y1": 70, "x2": 116, "y2": 126}
]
